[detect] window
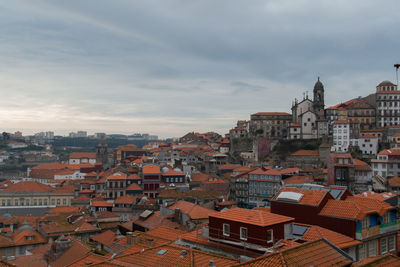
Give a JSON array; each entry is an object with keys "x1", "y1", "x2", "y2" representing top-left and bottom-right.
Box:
[
  {"x1": 57, "y1": 199, "x2": 60, "y2": 205},
  {"x1": 33, "y1": 199, "x2": 37, "y2": 206},
  {"x1": 44, "y1": 199, "x2": 47, "y2": 205},
  {"x1": 1, "y1": 200, "x2": 4, "y2": 206},
  {"x1": 240, "y1": 227, "x2": 248, "y2": 240},
  {"x1": 267, "y1": 229, "x2": 273, "y2": 243},
  {"x1": 380, "y1": 237, "x2": 388, "y2": 254},
  {"x1": 51, "y1": 199, "x2": 55, "y2": 205},
  {"x1": 383, "y1": 212, "x2": 390, "y2": 224},
  {"x1": 39, "y1": 199, "x2": 42, "y2": 206},
  {"x1": 223, "y1": 224, "x2": 230, "y2": 236},
  {"x1": 388, "y1": 235, "x2": 395, "y2": 252},
  {"x1": 368, "y1": 240, "x2": 377, "y2": 257},
  {"x1": 362, "y1": 217, "x2": 369, "y2": 229},
  {"x1": 15, "y1": 200, "x2": 18, "y2": 206},
  {"x1": 63, "y1": 199, "x2": 66, "y2": 205}
]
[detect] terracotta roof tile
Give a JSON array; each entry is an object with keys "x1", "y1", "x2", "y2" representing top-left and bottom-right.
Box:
[
  {"x1": 273, "y1": 187, "x2": 329, "y2": 206},
  {"x1": 352, "y1": 254, "x2": 400, "y2": 267},
  {"x1": 49, "y1": 237, "x2": 92, "y2": 267},
  {"x1": 1, "y1": 181, "x2": 53, "y2": 193},
  {"x1": 126, "y1": 183, "x2": 142, "y2": 191},
  {"x1": 142, "y1": 164, "x2": 161, "y2": 174},
  {"x1": 110, "y1": 244, "x2": 238, "y2": 267},
  {"x1": 211, "y1": 208, "x2": 293, "y2": 227},
  {"x1": 91, "y1": 230, "x2": 117, "y2": 247},
  {"x1": 127, "y1": 174, "x2": 141, "y2": 180},
  {"x1": 91, "y1": 201, "x2": 114, "y2": 207},
  {"x1": 145, "y1": 226, "x2": 186, "y2": 241},
  {"x1": 107, "y1": 172, "x2": 127, "y2": 180},
  {"x1": 319, "y1": 199, "x2": 376, "y2": 220},
  {"x1": 69, "y1": 152, "x2": 96, "y2": 159},
  {"x1": 296, "y1": 223, "x2": 361, "y2": 248},
  {"x1": 234, "y1": 239, "x2": 352, "y2": 267},
  {"x1": 284, "y1": 175, "x2": 314, "y2": 184},
  {"x1": 115, "y1": 195, "x2": 138, "y2": 204},
  {"x1": 169, "y1": 200, "x2": 217, "y2": 220}
]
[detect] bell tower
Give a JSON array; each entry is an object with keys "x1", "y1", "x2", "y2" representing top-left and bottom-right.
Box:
[{"x1": 313, "y1": 77, "x2": 325, "y2": 119}]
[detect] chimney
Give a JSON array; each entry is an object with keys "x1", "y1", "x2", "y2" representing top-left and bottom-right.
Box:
[
  {"x1": 174, "y1": 208, "x2": 182, "y2": 224},
  {"x1": 146, "y1": 237, "x2": 154, "y2": 247},
  {"x1": 46, "y1": 236, "x2": 72, "y2": 261},
  {"x1": 126, "y1": 232, "x2": 134, "y2": 245}
]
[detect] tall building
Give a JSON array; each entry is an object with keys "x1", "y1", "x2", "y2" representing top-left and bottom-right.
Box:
[
  {"x1": 313, "y1": 77, "x2": 325, "y2": 119},
  {"x1": 376, "y1": 80, "x2": 400, "y2": 127}
]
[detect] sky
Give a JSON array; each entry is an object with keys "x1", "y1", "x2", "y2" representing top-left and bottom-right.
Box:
[{"x1": 0, "y1": 0, "x2": 399, "y2": 139}]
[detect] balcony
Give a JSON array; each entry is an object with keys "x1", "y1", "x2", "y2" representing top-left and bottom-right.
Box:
[
  {"x1": 380, "y1": 221, "x2": 400, "y2": 234},
  {"x1": 356, "y1": 221, "x2": 399, "y2": 240}
]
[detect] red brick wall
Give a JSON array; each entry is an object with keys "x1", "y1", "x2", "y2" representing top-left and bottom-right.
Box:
[{"x1": 208, "y1": 217, "x2": 286, "y2": 248}]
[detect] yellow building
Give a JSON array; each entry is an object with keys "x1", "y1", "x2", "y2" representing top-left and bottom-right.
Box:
[{"x1": 0, "y1": 181, "x2": 74, "y2": 207}]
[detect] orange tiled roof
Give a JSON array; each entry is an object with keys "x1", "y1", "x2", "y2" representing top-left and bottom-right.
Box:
[
  {"x1": 91, "y1": 201, "x2": 113, "y2": 207},
  {"x1": 319, "y1": 199, "x2": 376, "y2": 220},
  {"x1": 69, "y1": 152, "x2": 96, "y2": 159},
  {"x1": 145, "y1": 226, "x2": 186, "y2": 241},
  {"x1": 107, "y1": 172, "x2": 127, "y2": 180},
  {"x1": 31, "y1": 163, "x2": 66, "y2": 170},
  {"x1": 297, "y1": 223, "x2": 361, "y2": 248},
  {"x1": 13, "y1": 229, "x2": 46, "y2": 246},
  {"x1": 66, "y1": 253, "x2": 108, "y2": 267},
  {"x1": 127, "y1": 174, "x2": 141, "y2": 180},
  {"x1": 274, "y1": 187, "x2": 329, "y2": 206},
  {"x1": 161, "y1": 169, "x2": 185, "y2": 176},
  {"x1": 284, "y1": 175, "x2": 314, "y2": 184},
  {"x1": 168, "y1": 200, "x2": 217, "y2": 220},
  {"x1": 1, "y1": 181, "x2": 53, "y2": 193},
  {"x1": 210, "y1": 208, "x2": 293, "y2": 227},
  {"x1": 107, "y1": 243, "x2": 238, "y2": 267},
  {"x1": 353, "y1": 159, "x2": 371, "y2": 171},
  {"x1": 47, "y1": 206, "x2": 81, "y2": 214},
  {"x1": 352, "y1": 254, "x2": 400, "y2": 267},
  {"x1": 378, "y1": 148, "x2": 400, "y2": 156},
  {"x1": 233, "y1": 238, "x2": 352, "y2": 267},
  {"x1": 49, "y1": 237, "x2": 92, "y2": 267},
  {"x1": 91, "y1": 230, "x2": 116, "y2": 247},
  {"x1": 126, "y1": 183, "x2": 142, "y2": 191},
  {"x1": 115, "y1": 195, "x2": 137, "y2": 204},
  {"x1": 143, "y1": 164, "x2": 161, "y2": 174},
  {"x1": 333, "y1": 120, "x2": 350, "y2": 124},
  {"x1": 388, "y1": 176, "x2": 400, "y2": 188}
]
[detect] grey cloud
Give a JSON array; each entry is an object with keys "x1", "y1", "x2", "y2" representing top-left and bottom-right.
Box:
[{"x1": 0, "y1": 0, "x2": 399, "y2": 138}]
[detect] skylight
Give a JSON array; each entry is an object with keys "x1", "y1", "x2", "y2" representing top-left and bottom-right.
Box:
[{"x1": 276, "y1": 192, "x2": 304, "y2": 202}]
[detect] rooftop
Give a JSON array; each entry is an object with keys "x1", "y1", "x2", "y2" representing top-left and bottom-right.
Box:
[{"x1": 210, "y1": 208, "x2": 293, "y2": 227}]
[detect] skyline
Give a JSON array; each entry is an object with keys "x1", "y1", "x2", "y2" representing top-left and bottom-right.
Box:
[{"x1": 1, "y1": 1, "x2": 400, "y2": 138}]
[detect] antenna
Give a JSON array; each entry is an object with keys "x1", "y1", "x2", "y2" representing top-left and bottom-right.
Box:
[{"x1": 395, "y1": 64, "x2": 400, "y2": 86}]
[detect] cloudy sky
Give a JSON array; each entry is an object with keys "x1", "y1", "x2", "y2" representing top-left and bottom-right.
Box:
[{"x1": 0, "y1": 1, "x2": 399, "y2": 138}]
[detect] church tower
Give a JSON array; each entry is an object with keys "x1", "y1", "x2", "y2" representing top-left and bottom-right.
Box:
[{"x1": 313, "y1": 77, "x2": 325, "y2": 119}]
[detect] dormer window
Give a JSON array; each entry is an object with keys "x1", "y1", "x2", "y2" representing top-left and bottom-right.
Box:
[{"x1": 26, "y1": 236, "x2": 34, "y2": 241}]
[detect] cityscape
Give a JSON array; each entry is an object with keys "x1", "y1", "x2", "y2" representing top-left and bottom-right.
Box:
[
  {"x1": 0, "y1": 77, "x2": 400, "y2": 266},
  {"x1": 1, "y1": 1, "x2": 400, "y2": 267}
]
